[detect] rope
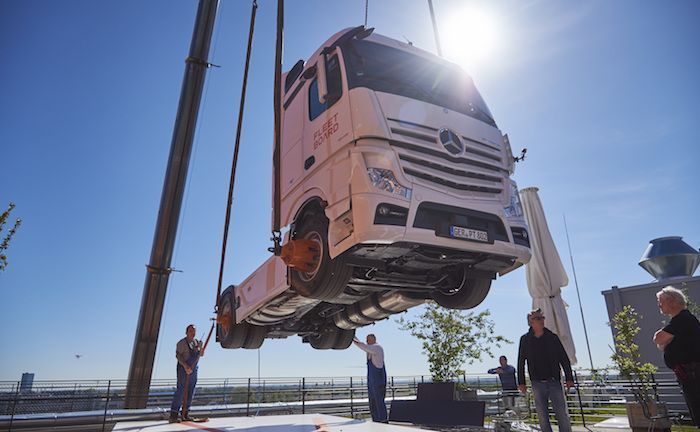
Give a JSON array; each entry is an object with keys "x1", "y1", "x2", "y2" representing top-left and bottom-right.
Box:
[
  {"x1": 182, "y1": 373, "x2": 191, "y2": 420},
  {"x1": 215, "y1": 0, "x2": 258, "y2": 310}
]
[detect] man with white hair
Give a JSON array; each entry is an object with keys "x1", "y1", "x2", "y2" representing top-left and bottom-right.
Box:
[{"x1": 653, "y1": 286, "x2": 700, "y2": 426}]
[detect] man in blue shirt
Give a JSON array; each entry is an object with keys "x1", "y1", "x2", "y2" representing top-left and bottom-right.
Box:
[
  {"x1": 488, "y1": 356, "x2": 517, "y2": 391},
  {"x1": 488, "y1": 355, "x2": 517, "y2": 408}
]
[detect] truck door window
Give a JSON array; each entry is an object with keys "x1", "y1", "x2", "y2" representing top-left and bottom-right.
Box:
[{"x1": 309, "y1": 55, "x2": 342, "y2": 121}]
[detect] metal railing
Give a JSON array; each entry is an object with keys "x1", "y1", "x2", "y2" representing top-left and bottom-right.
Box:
[
  {"x1": 565, "y1": 370, "x2": 689, "y2": 428},
  {"x1": 0, "y1": 370, "x2": 691, "y2": 431}
]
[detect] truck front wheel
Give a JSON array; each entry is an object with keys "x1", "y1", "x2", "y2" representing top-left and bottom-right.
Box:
[
  {"x1": 289, "y1": 212, "x2": 351, "y2": 301},
  {"x1": 432, "y1": 276, "x2": 491, "y2": 309}
]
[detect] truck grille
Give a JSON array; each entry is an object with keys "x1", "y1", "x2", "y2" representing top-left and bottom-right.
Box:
[{"x1": 387, "y1": 118, "x2": 505, "y2": 198}]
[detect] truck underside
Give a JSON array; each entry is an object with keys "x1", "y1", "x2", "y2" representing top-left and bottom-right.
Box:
[{"x1": 216, "y1": 208, "x2": 522, "y2": 350}]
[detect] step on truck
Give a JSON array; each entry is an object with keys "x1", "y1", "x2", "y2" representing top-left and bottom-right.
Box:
[{"x1": 216, "y1": 26, "x2": 531, "y2": 350}]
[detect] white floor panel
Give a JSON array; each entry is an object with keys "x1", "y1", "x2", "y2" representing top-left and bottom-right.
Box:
[{"x1": 113, "y1": 413, "x2": 424, "y2": 431}]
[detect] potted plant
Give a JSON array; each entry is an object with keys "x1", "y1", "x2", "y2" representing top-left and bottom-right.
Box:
[
  {"x1": 609, "y1": 305, "x2": 670, "y2": 432},
  {"x1": 398, "y1": 302, "x2": 510, "y2": 401}
]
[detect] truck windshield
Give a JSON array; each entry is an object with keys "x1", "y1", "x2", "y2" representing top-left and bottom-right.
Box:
[{"x1": 342, "y1": 39, "x2": 496, "y2": 127}]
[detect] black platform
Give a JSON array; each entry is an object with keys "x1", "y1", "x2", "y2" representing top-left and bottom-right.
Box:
[{"x1": 389, "y1": 400, "x2": 486, "y2": 426}]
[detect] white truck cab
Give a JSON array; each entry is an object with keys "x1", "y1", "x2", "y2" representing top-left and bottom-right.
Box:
[{"x1": 216, "y1": 27, "x2": 531, "y2": 350}]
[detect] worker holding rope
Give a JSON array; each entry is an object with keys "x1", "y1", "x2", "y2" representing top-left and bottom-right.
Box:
[{"x1": 169, "y1": 324, "x2": 204, "y2": 423}]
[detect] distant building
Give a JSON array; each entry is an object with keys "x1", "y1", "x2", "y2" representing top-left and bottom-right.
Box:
[{"x1": 20, "y1": 373, "x2": 34, "y2": 393}]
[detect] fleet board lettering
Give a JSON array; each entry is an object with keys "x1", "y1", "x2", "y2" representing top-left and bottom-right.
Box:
[{"x1": 313, "y1": 113, "x2": 339, "y2": 150}]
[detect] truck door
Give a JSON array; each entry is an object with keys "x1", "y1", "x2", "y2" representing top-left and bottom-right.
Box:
[
  {"x1": 280, "y1": 66, "x2": 305, "y2": 202},
  {"x1": 302, "y1": 53, "x2": 353, "y2": 184}
]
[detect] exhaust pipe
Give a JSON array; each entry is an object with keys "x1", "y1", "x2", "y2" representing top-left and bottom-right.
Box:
[{"x1": 335, "y1": 292, "x2": 424, "y2": 330}]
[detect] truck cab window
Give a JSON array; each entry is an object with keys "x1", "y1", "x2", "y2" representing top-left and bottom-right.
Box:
[
  {"x1": 342, "y1": 39, "x2": 497, "y2": 127},
  {"x1": 309, "y1": 55, "x2": 342, "y2": 121}
]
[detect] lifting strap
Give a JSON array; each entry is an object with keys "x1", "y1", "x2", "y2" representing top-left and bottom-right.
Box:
[{"x1": 215, "y1": 0, "x2": 258, "y2": 311}]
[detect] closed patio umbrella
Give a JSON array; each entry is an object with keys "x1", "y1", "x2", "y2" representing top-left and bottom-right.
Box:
[{"x1": 520, "y1": 187, "x2": 577, "y2": 365}]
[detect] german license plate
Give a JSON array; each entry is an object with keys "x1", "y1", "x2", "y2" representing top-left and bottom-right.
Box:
[{"x1": 450, "y1": 226, "x2": 489, "y2": 242}]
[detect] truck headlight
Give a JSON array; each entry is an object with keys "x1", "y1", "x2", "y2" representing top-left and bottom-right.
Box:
[
  {"x1": 504, "y1": 180, "x2": 523, "y2": 218},
  {"x1": 367, "y1": 168, "x2": 412, "y2": 199}
]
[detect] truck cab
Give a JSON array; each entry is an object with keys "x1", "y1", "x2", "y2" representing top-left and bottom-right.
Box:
[{"x1": 216, "y1": 27, "x2": 531, "y2": 350}]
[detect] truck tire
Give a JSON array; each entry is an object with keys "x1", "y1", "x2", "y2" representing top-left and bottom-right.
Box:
[
  {"x1": 242, "y1": 325, "x2": 267, "y2": 349},
  {"x1": 289, "y1": 212, "x2": 352, "y2": 301},
  {"x1": 432, "y1": 277, "x2": 491, "y2": 309},
  {"x1": 332, "y1": 329, "x2": 356, "y2": 350},
  {"x1": 309, "y1": 327, "x2": 355, "y2": 350},
  {"x1": 308, "y1": 330, "x2": 337, "y2": 350},
  {"x1": 218, "y1": 292, "x2": 248, "y2": 349}
]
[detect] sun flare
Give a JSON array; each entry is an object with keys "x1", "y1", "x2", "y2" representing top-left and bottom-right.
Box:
[{"x1": 441, "y1": 6, "x2": 501, "y2": 72}]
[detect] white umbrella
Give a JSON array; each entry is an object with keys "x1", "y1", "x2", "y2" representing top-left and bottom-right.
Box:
[{"x1": 519, "y1": 187, "x2": 577, "y2": 365}]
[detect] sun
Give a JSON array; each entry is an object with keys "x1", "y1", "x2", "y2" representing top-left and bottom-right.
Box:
[{"x1": 441, "y1": 6, "x2": 501, "y2": 72}]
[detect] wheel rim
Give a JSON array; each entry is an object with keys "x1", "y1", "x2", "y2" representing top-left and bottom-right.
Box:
[
  {"x1": 297, "y1": 231, "x2": 323, "y2": 282},
  {"x1": 438, "y1": 270, "x2": 468, "y2": 296}
]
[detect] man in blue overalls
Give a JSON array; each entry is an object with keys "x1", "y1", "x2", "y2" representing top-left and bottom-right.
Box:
[
  {"x1": 169, "y1": 324, "x2": 203, "y2": 423},
  {"x1": 353, "y1": 334, "x2": 387, "y2": 423}
]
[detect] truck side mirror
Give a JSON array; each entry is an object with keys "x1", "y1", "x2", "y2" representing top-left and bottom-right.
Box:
[{"x1": 317, "y1": 54, "x2": 328, "y2": 104}]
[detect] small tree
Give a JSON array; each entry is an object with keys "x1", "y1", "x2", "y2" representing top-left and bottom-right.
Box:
[
  {"x1": 588, "y1": 365, "x2": 612, "y2": 384},
  {"x1": 398, "y1": 302, "x2": 510, "y2": 382},
  {"x1": 1, "y1": 203, "x2": 22, "y2": 272},
  {"x1": 609, "y1": 305, "x2": 657, "y2": 403}
]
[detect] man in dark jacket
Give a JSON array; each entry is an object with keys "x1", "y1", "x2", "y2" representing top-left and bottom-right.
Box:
[{"x1": 517, "y1": 308, "x2": 574, "y2": 432}]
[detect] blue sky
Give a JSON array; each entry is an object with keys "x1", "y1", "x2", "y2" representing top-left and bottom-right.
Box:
[{"x1": 1, "y1": 0, "x2": 699, "y2": 382}]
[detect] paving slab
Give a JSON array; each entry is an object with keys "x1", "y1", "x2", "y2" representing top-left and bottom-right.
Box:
[
  {"x1": 592, "y1": 416, "x2": 631, "y2": 429},
  {"x1": 113, "y1": 413, "x2": 426, "y2": 431},
  {"x1": 571, "y1": 416, "x2": 631, "y2": 432}
]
